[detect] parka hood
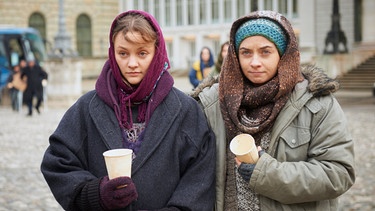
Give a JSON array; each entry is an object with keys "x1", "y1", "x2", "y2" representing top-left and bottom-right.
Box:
[{"x1": 301, "y1": 64, "x2": 339, "y2": 96}]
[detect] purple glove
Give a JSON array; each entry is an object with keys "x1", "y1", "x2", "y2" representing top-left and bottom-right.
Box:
[{"x1": 99, "y1": 176, "x2": 138, "y2": 210}]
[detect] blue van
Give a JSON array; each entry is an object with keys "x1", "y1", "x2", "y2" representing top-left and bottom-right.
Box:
[{"x1": 0, "y1": 26, "x2": 47, "y2": 89}]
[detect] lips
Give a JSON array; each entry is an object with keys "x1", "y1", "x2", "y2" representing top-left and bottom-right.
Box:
[
  {"x1": 127, "y1": 72, "x2": 140, "y2": 76},
  {"x1": 249, "y1": 71, "x2": 264, "y2": 76}
]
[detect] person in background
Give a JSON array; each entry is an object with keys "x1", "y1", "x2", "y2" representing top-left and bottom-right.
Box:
[
  {"x1": 21, "y1": 57, "x2": 47, "y2": 116},
  {"x1": 7, "y1": 64, "x2": 27, "y2": 111},
  {"x1": 41, "y1": 10, "x2": 216, "y2": 211},
  {"x1": 209, "y1": 41, "x2": 229, "y2": 77},
  {"x1": 189, "y1": 46, "x2": 214, "y2": 88},
  {"x1": 191, "y1": 10, "x2": 355, "y2": 211},
  {"x1": 0, "y1": 56, "x2": 10, "y2": 104}
]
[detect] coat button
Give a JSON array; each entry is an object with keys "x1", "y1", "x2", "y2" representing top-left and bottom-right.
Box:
[{"x1": 291, "y1": 139, "x2": 296, "y2": 144}]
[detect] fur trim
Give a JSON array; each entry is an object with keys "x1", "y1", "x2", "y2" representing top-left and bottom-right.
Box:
[
  {"x1": 301, "y1": 64, "x2": 339, "y2": 96},
  {"x1": 189, "y1": 75, "x2": 219, "y2": 99}
]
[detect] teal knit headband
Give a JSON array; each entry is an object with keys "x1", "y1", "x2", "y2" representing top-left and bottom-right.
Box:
[{"x1": 235, "y1": 18, "x2": 287, "y2": 55}]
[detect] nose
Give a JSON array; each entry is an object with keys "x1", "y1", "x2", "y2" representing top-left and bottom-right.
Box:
[
  {"x1": 128, "y1": 55, "x2": 138, "y2": 68},
  {"x1": 250, "y1": 54, "x2": 261, "y2": 67}
]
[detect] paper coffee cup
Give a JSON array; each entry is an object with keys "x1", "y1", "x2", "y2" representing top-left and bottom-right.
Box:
[
  {"x1": 230, "y1": 134, "x2": 259, "y2": 164},
  {"x1": 103, "y1": 149, "x2": 133, "y2": 179}
]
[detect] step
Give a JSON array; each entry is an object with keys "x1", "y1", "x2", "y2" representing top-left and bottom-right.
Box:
[
  {"x1": 339, "y1": 83, "x2": 374, "y2": 87},
  {"x1": 339, "y1": 75, "x2": 375, "y2": 79},
  {"x1": 337, "y1": 75, "x2": 375, "y2": 80},
  {"x1": 344, "y1": 75, "x2": 375, "y2": 78},
  {"x1": 340, "y1": 83, "x2": 373, "y2": 88},
  {"x1": 337, "y1": 54, "x2": 375, "y2": 90}
]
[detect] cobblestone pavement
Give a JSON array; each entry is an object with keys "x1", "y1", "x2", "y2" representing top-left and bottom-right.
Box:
[{"x1": 0, "y1": 87, "x2": 374, "y2": 210}]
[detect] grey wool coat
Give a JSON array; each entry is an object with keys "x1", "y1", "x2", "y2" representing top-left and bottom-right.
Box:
[{"x1": 41, "y1": 87, "x2": 216, "y2": 210}]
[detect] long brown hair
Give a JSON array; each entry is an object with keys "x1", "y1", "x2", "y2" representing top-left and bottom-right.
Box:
[{"x1": 214, "y1": 41, "x2": 229, "y2": 73}]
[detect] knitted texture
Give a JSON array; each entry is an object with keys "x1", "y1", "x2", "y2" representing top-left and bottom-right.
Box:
[
  {"x1": 99, "y1": 176, "x2": 138, "y2": 210},
  {"x1": 235, "y1": 18, "x2": 287, "y2": 55}
]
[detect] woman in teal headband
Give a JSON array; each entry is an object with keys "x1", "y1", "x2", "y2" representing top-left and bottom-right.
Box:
[{"x1": 191, "y1": 10, "x2": 355, "y2": 211}]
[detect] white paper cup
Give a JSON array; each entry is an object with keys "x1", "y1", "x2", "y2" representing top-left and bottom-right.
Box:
[
  {"x1": 103, "y1": 149, "x2": 133, "y2": 179},
  {"x1": 230, "y1": 134, "x2": 259, "y2": 164}
]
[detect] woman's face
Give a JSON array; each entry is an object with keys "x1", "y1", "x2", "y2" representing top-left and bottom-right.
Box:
[
  {"x1": 201, "y1": 48, "x2": 211, "y2": 62},
  {"x1": 238, "y1": 36, "x2": 280, "y2": 86},
  {"x1": 221, "y1": 44, "x2": 229, "y2": 59},
  {"x1": 114, "y1": 31, "x2": 155, "y2": 86}
]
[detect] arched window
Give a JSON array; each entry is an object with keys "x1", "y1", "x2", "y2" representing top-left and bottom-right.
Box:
[
  {"x1": 76, "y1": 14, "x2": 92, "y2": 57},
  {"x1": 28, "y1": 12, "x2": 46, "y2": 43}
]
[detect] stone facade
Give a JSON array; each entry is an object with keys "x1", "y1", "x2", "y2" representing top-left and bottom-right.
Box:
[{"x1": 0, "y1": 0, "x2": 118, "y2": 59}]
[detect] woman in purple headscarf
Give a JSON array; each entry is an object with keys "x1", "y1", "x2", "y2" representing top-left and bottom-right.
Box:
[{"x1": 41, "y1": 10, "x2": 215, "y2": 211}]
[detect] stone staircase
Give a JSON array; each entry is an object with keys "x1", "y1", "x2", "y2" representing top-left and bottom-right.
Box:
[{"x1": 338, "y1": 54, "x2": 375, "y2": 90}]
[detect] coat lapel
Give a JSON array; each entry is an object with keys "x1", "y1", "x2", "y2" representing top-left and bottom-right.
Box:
[
  {"x1": 131, "y1": 89, "x2": 181, "y2": 175},
  {"x1": 90, "y1": 94, "x2": 123, "y2": 149}
]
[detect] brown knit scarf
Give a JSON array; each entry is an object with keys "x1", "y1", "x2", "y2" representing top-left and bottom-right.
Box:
[{"x1": 219, "y1": 11, "x2": 304, "y2": 209}]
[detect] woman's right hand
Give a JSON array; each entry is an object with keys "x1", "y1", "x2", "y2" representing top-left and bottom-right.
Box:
[{"x1": 99, "y1": 176, "x2": 138, "y2": 210}]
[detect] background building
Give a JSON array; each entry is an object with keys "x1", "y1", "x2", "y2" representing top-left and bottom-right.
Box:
[
  {"x1": 121, "y1": 0, "x2": 375, "y2": 73},
  {"x1": 1, "y1": 0, "x2": 374, "y2": 82}
]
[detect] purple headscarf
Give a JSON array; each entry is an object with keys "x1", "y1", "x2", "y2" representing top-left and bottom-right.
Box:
[{"x1": 96, "y1": 10, "x2": 174, "y2": 129}]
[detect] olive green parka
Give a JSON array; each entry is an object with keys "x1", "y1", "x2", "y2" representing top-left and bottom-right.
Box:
[{"x1": 190, "y1": 65, "x2": 355, "y2": 211}]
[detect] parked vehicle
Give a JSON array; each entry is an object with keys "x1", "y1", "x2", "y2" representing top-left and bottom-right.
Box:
[{"x1": 0, "y1": 26, "x2": 47, "y2": 89}]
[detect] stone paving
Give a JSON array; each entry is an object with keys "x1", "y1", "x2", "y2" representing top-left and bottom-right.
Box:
[{"x1": 0, "y1": 83, "x2": 374, "y2": 210}]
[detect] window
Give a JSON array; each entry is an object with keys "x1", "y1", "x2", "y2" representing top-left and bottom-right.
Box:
[
  {"x1": 200, "y1": 0, "x2": 207, "y2": 24},
  {"x1": 190, "y1": 41, "x2": 196, "y2": 58},
  {"x1": 165, "y1": 0, "x2": 172, "y2": 26},
  {"x1": 278, "y1": 0, "x2": 288, "y2": 15},
  {"x1": 264, "y1": 0, "x2": 273, "y2": 10},
  {"x1": 224, "y1": 0, "x2": 231, "y2": 22},
  {"x1": 211, "y1": 0, "x2": 219, "y2": 23},
  {"x1": 176, "y1": 0, "x2": 183, "y2": 25},
  {"x1": 28, "y1": 13, "x2": 46, "y2": 44},
  {"x1": 154, "y1": 1, "x2": 160, "y2": 23},
  {"x1": 251, "y1": 0, "x2": 258, "y2": 11},
  {"x1": 135, "y1": 0, "x2": 142, "y2": 10},
  {"x1": 8, "y1": 38, "x2": 23, "y2": 66},
  {"x1": 76, "y1": 14, "x2": 92, "y2": 57},
  {"x1": 166, "y1": 41, "x2": 173, "y2": 57},
  {"x1": 144, "y1": 0, "x2": 149, "y2": 12},
  {"x1": 237, "y1": 0, "x2": 246, "y2": 17},
  {"x1": 292, "y1": 0, "x2": 298, "y2": 18},
  {"x1": 187, "y1": 0, "x2": 194, "y2": 25}
]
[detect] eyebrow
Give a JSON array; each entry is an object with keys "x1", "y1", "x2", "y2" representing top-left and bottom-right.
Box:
[{"x1": 239, "y1": 45, "x2": 273, "y2": 51}]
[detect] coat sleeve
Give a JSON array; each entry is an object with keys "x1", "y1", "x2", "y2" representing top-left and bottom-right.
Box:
[
  {"x1": 250, "y1": 96, "x2": 355, "y2": 204},
  {"x1": 166, "y1": 96, "x2": 216, "y2": 210},
  {"x1": 40, "y1": 93, "x2": 103, "y2": 210}
]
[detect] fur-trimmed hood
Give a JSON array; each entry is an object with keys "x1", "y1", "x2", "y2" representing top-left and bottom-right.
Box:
[
  {"x1": 189, "y1": 64, "x2": 339, "y2": 99},
  {"x1": 301, "y1": 64, "x2": 339, "y2": 96}
]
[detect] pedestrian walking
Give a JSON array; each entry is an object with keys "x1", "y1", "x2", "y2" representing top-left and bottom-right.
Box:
[
  {"x1": 7, "y1": 64, "x2": 26, "y2": 111},
  {"x1": 41, "y1": 10, "x2": 216, "y2": 211},
  {"x1": 21, "y1": 57, "x2": 48, "y2": 116},
  {"x1": 191, "y1": 10, "x2": 355, "y2": 211}
]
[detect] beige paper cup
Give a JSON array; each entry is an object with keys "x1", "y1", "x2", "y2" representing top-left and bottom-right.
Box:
[
  {"x1": 230, "y1": 134, "x2": 259, "y2": 164},
  {"x1": 103, "y1": 149, "x2": 133, "y2": 179}
]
